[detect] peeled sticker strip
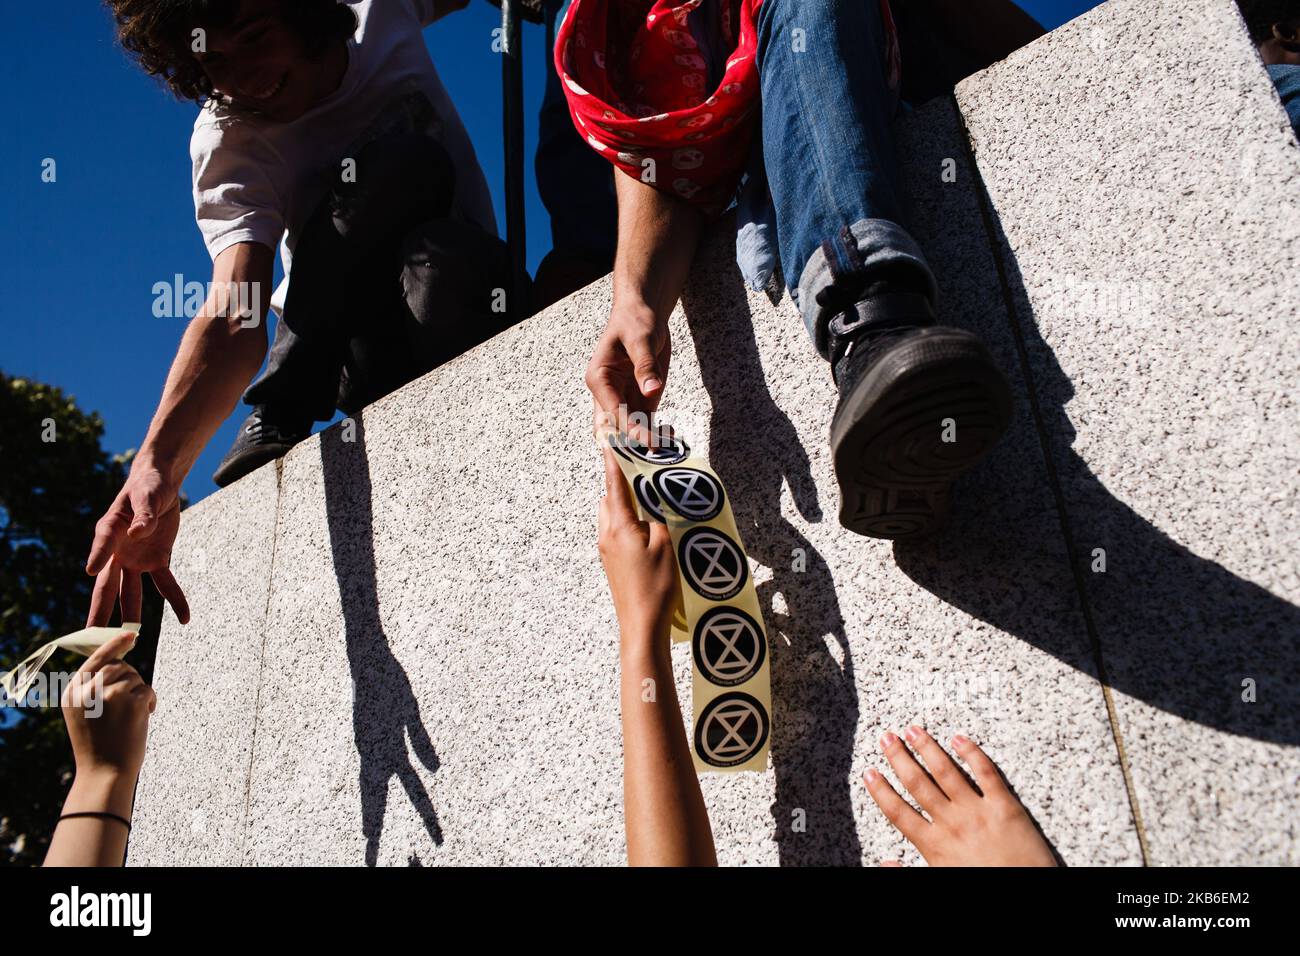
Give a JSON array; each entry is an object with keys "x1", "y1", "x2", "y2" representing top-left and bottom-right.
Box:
[
  {"x1": 1, "y1": 623, "x2": 141, "y2": 704},
  {"x1": 608, "y1": 429, "x2": 772, "y2": 773}
]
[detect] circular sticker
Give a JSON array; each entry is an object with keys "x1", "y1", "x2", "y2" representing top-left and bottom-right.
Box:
[
  {"x1": 652, "y1": 467, "x2": 724, "y2": 522},
  {"x1": 692, "y1": 607, "x2": 766, "y2": 687},
  {"x1": 612, "y1": 428, "x2": 690, "y2": 465},
  {"x1": 633, "y1": 475, "x2": 665, "y2": 523},
  {"x1": 678, "y1": 527, "x2": 748, "y2": 601},
  {"x1": 694, "y1": 692, "x2": 770, "y2": 768}
]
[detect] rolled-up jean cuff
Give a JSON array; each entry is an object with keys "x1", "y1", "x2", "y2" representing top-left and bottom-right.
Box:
[{"x1": 795, "y1": 217, "x2": 937, "y2": 361}]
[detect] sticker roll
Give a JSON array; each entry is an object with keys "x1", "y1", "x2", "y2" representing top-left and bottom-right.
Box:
[
  {"x1": 628, "y1": 465, "x2": 690, "y2": 641},
  {"x1": 1, "y1": 623, "x2": 141, "y2": 705},
  {"x1": 607, "y1": 429, "x2": 772, "y2": 773}
]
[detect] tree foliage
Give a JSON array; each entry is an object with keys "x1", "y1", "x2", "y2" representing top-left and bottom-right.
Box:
[{"x1": 0, "y1": 371, "x2": 165, "y2": 866}]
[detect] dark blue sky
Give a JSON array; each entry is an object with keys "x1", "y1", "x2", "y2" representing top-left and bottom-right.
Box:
[{"x1": 1, "y1": 0, "x2": 1101, "y2": 505}]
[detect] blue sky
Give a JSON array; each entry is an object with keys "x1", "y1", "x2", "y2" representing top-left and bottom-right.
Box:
[{"x1": 0, "y1": 0, "x2": 1101, "y2": 506}]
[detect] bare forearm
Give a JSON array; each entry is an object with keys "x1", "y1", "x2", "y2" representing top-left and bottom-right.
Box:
[
  {"x1": 620, "y1": 634, "x2": 717, "y2": 866},
  {"x1": 43, "y1": 770, "x2": 135, "y2": 867},
  {"x1": 138, "y1": 312, "x2": 266, "y2": 482},
  {"x1": 137, "y1": 243, "x2": 272, "y2": 485},
  {"x1": 612, "y1": 170, "x2": 704, "y2": 322}
]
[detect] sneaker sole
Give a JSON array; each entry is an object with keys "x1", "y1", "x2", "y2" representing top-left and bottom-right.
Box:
[
  {"x1": 831, "y1": 328, "x2": 1013, "y2": 540},
  {"x1": 212, "y1": 442, "x2": 297, "y2": 489}
]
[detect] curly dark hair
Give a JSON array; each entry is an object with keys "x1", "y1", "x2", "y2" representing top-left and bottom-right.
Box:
[
  {"x1": 1238, "y1": 0, "x2": 1300, "y2": 44},
  {"x1": 105, "y1": 0, "x2": 358, "y2": 103}
]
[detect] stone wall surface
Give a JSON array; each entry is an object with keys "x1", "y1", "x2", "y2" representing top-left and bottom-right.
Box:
[{"x1": 129, "y1": 0, "x2": 1298, "y2": 865}]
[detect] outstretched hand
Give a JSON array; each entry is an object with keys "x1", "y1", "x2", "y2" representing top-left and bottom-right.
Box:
[
  {"x1": 585, "y1": 304, "x2": 670, "y2": 440},
  {"x1": 45, "y1": 631, "x2": 155, "y2": 867},
  {"x1": 61, "y1": 631, "x2": 156, "y2": 782},
  {"x1": 865, "y1": 727, "x2": 1057, "y2": 867},
  {"x1": 597, "y1": 443, "x2": 679, "y2": 646},
  {"x1": 85, "y1": 465, "x2": 189, "y2": 627}
]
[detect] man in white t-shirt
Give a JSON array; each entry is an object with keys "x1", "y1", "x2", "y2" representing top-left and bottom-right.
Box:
[{"x1": 85, "y1": 0, "x2": 513, "y2": 627}]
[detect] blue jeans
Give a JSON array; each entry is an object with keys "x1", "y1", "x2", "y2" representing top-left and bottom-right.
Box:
[
  {"x1": 752, "y1": 0, "x2": 936, "y2": 362},
  {"x1": 1268, "y1": 64, "x2": 1300, "y2": 138}
]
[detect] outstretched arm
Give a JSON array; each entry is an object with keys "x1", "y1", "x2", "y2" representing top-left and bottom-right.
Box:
[
  {"x1": 130, "y1": 241, "x2": 273, "y2": 497},
  {"x1": 85, "y1": 241, "x2": 273, "y2": 626},
  {"x1": 44, "y1": 633, "x2": 156, "y2": 867},
  {"x1": 619, "y1": 635, "x2": 717, "y2": 866},
  {"x1": 585, "y1": 170, "x2": 704, "y2": 430},
  {"x1": 598, "y1": 445, "x2": 716, "y2": 866}
]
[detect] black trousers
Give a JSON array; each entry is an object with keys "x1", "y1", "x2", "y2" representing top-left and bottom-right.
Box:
[{"x1": 244, "y1": 132, "x2": 521, "y2": 421}]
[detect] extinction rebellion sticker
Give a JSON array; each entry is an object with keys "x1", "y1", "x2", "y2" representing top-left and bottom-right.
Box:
[{"x1": 605, "y1": 429, "x2": 772, "y2": 773}]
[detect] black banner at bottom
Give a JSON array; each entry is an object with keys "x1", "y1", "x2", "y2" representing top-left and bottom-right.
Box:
[{"x1": 1, "y1": 865, "x2": 1286, "y2": 940}]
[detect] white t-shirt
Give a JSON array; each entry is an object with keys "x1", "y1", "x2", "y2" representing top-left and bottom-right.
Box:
[{"x1": 190, "y1": 0, "x2": 497, "y2": 317}]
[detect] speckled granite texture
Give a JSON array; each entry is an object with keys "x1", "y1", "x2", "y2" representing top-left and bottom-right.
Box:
[
  {"x1": 955, "y1": 0, "x2": 1300, "y2": 864},
  {"x1": 128, "y1": 464, "x2": 278, "y2": 866},
  {"x1": 130, "y1": 0, "x2": 1297, "y2": 865}
]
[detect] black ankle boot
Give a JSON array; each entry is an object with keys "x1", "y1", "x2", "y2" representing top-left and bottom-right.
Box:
[
  {"x1": 212, "y1": 406, "x2": 312, "y2": 488},
  {"x1": 829, "y1": 292, "x2": 1013, "y2": 540}
]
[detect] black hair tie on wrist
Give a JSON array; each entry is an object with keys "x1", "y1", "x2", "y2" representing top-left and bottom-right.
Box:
[{"x1": 58, "y1": 811, "x2": 131, "y2": 832}]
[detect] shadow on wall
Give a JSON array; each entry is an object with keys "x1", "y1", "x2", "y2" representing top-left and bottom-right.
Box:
[
  {"x1": 682, "y1": 273, "x2": 861, "y2": 867},
  {"x1": 320, "y1": 420, "x2": 445, "y2": 865},
  {"x1": 679, "y1": 108, "x2": 1298, "y2": 864},
  {"x1": 894, "y1": 139, "x2": 1300, "y2": 747}
]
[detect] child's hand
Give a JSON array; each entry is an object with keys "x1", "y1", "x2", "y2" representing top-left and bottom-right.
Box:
[
  {"x1": 864, "y1": 727, "x2": 1057, "y2": 867},
  {"x1": 598, "y1": 445, "x2": 679, "y2": 649},
  {"x1": 61, "y1": 631, "x2": 157, "y2": 781}
]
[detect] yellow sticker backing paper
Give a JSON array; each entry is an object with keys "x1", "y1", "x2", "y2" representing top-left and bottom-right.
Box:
[{"x1": 607, "y1": 429, "x2": 772, "y2": 773}]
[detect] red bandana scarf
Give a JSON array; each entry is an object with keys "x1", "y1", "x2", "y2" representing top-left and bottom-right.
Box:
[{"x1": 555, "y1": 0, "x2": 901, "y2": 216}]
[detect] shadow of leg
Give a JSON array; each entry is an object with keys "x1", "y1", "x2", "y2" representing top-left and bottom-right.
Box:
[
  {"x1": 682, "y1": 262, "x2": 861, "y2": 866},
  {"x1": 896, "y1": 152, "x2": 1300, "y2": 746}
]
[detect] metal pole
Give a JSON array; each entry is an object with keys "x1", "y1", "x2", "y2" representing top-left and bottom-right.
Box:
[{"x1": 501, "y1": 0, "x2": 527, "y2": 319}]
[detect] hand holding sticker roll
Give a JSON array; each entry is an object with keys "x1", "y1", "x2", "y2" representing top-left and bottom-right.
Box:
[
  {"x1": 1, "y1": 623, "x2": 141, "y2": 705},
  {"x1": 598, "y1": 444, "x2": 681, "y2": 649},
  {"x1": 598, "y1": 443, "x2": 718, "y2": 867},
  {"x1": 604, "y1": 428, "x2": 773, "y2": 774}
]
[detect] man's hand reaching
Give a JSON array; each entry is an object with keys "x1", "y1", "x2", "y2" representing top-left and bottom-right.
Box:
[
  {"x1": 585, "y1": 303, "x2": 671, "y2": 431},
  {"x1": 79, "y1": 241, "x2": 274, "y2": 630},
  {"x1": 85, "y1": 464, "x2": 189, "y2": 627},
  {"x1": 584, "y1": 168, "x2": 702, "y2": 439}
]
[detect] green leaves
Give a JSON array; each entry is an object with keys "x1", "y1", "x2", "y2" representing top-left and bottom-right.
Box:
[{"x1": 0, "y1": 370, "x2": 163, "y2": 866}]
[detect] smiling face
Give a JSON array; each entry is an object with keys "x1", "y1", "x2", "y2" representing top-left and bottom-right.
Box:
[{"x1": 193, "y1": 0, "x2": 347, "y2": 121}]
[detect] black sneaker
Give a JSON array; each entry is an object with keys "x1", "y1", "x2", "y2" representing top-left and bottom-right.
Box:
[
  {"x1": 829, "y1": 292, "x2": 1012, "y2": 540},
  {"x1": 212, "y1": 407, "x2": 311, "y2": 488}
]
